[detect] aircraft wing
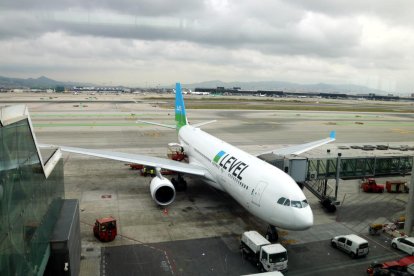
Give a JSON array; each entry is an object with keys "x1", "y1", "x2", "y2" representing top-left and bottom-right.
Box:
[
  {"x1": 259, "y1": 131, "x2": 336, "y2": 156},
  {"x1": 38, "y1": 144, "x2": 208, "y2": 176}
]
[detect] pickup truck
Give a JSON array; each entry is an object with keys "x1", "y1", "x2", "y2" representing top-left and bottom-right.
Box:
[{"x1": 361, "y1": 178, "x2": 384, "y2": 193}]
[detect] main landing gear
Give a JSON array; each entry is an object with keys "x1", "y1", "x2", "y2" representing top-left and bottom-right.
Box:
[
  {"x1": 266, "y1": 225, "x2": 279, "y2": 242},
  {"x1": 171, "y1": 173, "x2": 187, "y2": 192}
]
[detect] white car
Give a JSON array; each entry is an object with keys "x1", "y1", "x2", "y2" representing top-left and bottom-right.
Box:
[{"x1": 391, "y1": 237, "x2": 414, "y2": 255}]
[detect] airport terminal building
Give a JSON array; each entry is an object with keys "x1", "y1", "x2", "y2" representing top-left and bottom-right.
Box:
[{"x1": 0, "y1": 105, "x2": 80, "y2": 275}]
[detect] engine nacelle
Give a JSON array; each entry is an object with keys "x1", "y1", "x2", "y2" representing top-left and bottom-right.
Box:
[{"x1": 150, "y1": 177, "x2": 176, "y2": 206}]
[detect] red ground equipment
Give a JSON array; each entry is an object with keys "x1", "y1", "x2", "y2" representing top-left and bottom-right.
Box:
[
  {"x1": 127, "y1": 163, "x2": 144, "y2": 170},
  {"x1": 367, "y1": 256, "x2": 414, "y2": 275},
  {"x1": 93, "y1": 217, "x2": 117, "y2": 242},
  {"x1": 167, "y1": 150, "x2": 187, "y2": 162},
  {"x1": 386, "y1": 180, "x2": 408, "y2": 193},
  {"x1": 361, "y1": 178, "x2": 384, "y2": 193}
]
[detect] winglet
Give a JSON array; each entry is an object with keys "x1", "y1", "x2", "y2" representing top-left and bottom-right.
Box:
[
  {"x1": 330, "y1": 131, "x2": 336, "y2": 139},
  {"x1": 175, "y1": 82, "x2": 188, "y2": 130}
]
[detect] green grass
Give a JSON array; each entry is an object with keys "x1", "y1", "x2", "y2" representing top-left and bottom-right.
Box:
[
  {"x1": 324, "y1": 121, "x2": 414, "y2": 126},
  {"x1": 144, "y1": 96, "x2": 412, "y2": 113},
  {"x1": 33, "y1": 122, "x2": 147, "y2": 127},
  {"x1": 31, "y1": 113, "x2": 161, "y2": 118},
  {"x1": 144, "y1": 96, "x2": 324, "y2": 104},
  {"x1": 159, "y1": 103, "x2": 413, "y2": 113}
]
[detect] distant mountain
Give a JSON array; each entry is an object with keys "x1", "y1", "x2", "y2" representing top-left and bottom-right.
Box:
[
  {"x1": 180, "y1": 80, "x2": 389, "y2": 95},
  {"x1": 1, "y1": 75, "x2": 392, "y2": 95},
  {"x1": 0, "y1": 75, "x2": 90, "y2": 89}
]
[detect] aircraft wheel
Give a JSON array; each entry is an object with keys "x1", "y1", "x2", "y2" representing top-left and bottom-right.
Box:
[
  {"x1": 181, "y1": 180, "x2": 187, "y2": 191},
  {"x1": 259, "y1": 264, "x2": 265, "y2": 272},
  {"x1": 172, "y1": 177, "x2": 187, "y2": 192},
  {"x1": 177, "y1": 181, "x2": 187, "y2": 192}
]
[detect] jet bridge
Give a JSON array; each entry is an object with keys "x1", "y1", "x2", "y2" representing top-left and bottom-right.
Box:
[
  {"x1": 307, "y1": 155, "x2": 413, "y2": 180},
  {"x1": 259, "y1": 152, "x2": 413, "y2": 211}
]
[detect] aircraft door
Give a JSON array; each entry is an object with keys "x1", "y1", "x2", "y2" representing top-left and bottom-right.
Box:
[{"x1": 251, "y1": 181, "x2": 269, "y2": 206}]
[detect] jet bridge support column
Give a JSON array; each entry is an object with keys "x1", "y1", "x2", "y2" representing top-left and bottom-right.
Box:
[
  {"x1": 323, "y1": 160, "x2": 330, "y2": 196},
  {"x1": 334, "y1": 153, "x2": 342, "y2": 202},
  {"x1": 404, "y1": 157, "x2": 414, "y2": 236}
]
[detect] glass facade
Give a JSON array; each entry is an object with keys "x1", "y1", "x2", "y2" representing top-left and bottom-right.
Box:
[
  {"x1": 0, "y1": 119, "x2": 64, "y2": 275},
  {"x1": 308, "y1": 156, "x2": 413, "y2": 180}
]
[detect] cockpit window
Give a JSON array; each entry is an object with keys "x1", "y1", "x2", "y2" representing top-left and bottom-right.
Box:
[
  {"x1": 291, "y1": 200, "x2": 302, "y2": 208},
  {"x1": 278, "y1": 197, "x2": 308, "y2": 208},
  {"x1": 277, "y1": 197, "x2": 286, "y2": 205},
  {"x1": 301, "y1": 200, "x2": 309, "y2": 208}
]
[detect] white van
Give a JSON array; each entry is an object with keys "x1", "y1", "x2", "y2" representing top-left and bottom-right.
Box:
[
  {"x1": 242, "y1": 271, "x2": 284, "y2": 276},
  {"x1": 331, "y1": 234, "x2": 369, "y2": 258}
]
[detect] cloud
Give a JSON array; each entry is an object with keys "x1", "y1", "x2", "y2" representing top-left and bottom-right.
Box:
[
  {"x1": 291, "y1": 0, "x2": 414, "y2": 26},
  {"x1": 0, "y1": 0, "x2": 413, "y2": 93},
  {"x1": 0, "y1": 0, "x2": 203, "y2": 16},
  {"x1": 0, "y1": 7, "x2": 361, "y2": 58}
]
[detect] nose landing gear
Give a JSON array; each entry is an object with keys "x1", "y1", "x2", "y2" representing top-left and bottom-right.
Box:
[{"x1": 265, "y1": 225, "x2": 278, "y2": 242}]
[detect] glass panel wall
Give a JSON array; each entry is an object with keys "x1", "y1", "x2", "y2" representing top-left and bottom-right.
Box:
[
  {"x1": 308, "y1": 156, "x2": 413, "y2": 180},
  {"x1": 0, "y1": 119, "x2": 64, "y2": 275}
]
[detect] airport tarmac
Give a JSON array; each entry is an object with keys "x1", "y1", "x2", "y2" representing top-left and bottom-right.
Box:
[{"x1": 2, "y1": 93, "x2": 414, "y2": 275}]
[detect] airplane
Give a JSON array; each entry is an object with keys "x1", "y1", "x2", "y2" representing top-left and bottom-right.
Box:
[
  {"x1": 41, "y1": 83, "x2": 335, "y2": 241},
  {"x1": 190, "y1": 91, "x2": 210, "y2": 95}
]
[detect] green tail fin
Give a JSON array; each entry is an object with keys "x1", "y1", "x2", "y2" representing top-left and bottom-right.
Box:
[{"x1": 175, "y1": 83, "x2": 188, "y2": 130}]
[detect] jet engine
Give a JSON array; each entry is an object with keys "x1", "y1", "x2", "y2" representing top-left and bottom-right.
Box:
[{"x1": 150, "y1": 176, "x2": 176, "y2": 206}]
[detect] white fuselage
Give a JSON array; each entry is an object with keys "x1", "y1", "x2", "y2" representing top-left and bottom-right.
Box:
[{"x1": 178, "y1": 125, "x2": 313, "y2": 230}]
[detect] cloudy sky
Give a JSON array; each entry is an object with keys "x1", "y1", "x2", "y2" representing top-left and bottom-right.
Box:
[{"x1": 0, "y1": 1, "x2": 413, "y2": 94}]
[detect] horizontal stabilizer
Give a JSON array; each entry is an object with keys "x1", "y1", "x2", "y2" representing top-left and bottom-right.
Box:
[
  {"x1": 136, "y1": 120, "x2": 176, "y2": 129},
  {"x1": 192, "y1": 120, "x2": 217, "y2": 128}
]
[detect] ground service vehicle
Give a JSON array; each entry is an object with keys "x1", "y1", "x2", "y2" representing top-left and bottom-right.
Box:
[
  {"x1": 386, "y1": 180, "x2": 408, "y2": 193},
  {"x1": 361, "y1": 178, "x2": 384, "y2": 193},
  {"x1": 368, "y1": 224, "x2": 383, "y2": 235},
  {"x1": 141, "y1": 166, "x2": 156, "y2": 177},
  {"x1": 240, "y1": 231, "x2": 288, "y2": 272},
  {"x1": 242, "y1": 271, "x2": 284, "y2": 276},
  {"x1": 391, "y1": 237, "x2": 414, "y2": 255},
  {"x1": 331, "y1": 234, "x2": 369, "y2": 258},
  {"x1": 93, "y1": 217, "x2": 117, "y2": 242},
  {"x1": 367, "y1": 256, "x2": 414, "y2": 275},
  {"x1": 127, "y1": 163, "x2": 144, "y2": 170}
]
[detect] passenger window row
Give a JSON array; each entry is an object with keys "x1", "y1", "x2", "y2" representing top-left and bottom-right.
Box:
[{"x1": 277, "y1": 197, "x2": 309, "y2": 208}]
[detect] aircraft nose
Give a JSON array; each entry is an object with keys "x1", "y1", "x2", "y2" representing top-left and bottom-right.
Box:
[{"x1": 293, "y1": 207, "x2": 313, "y2": 230}]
